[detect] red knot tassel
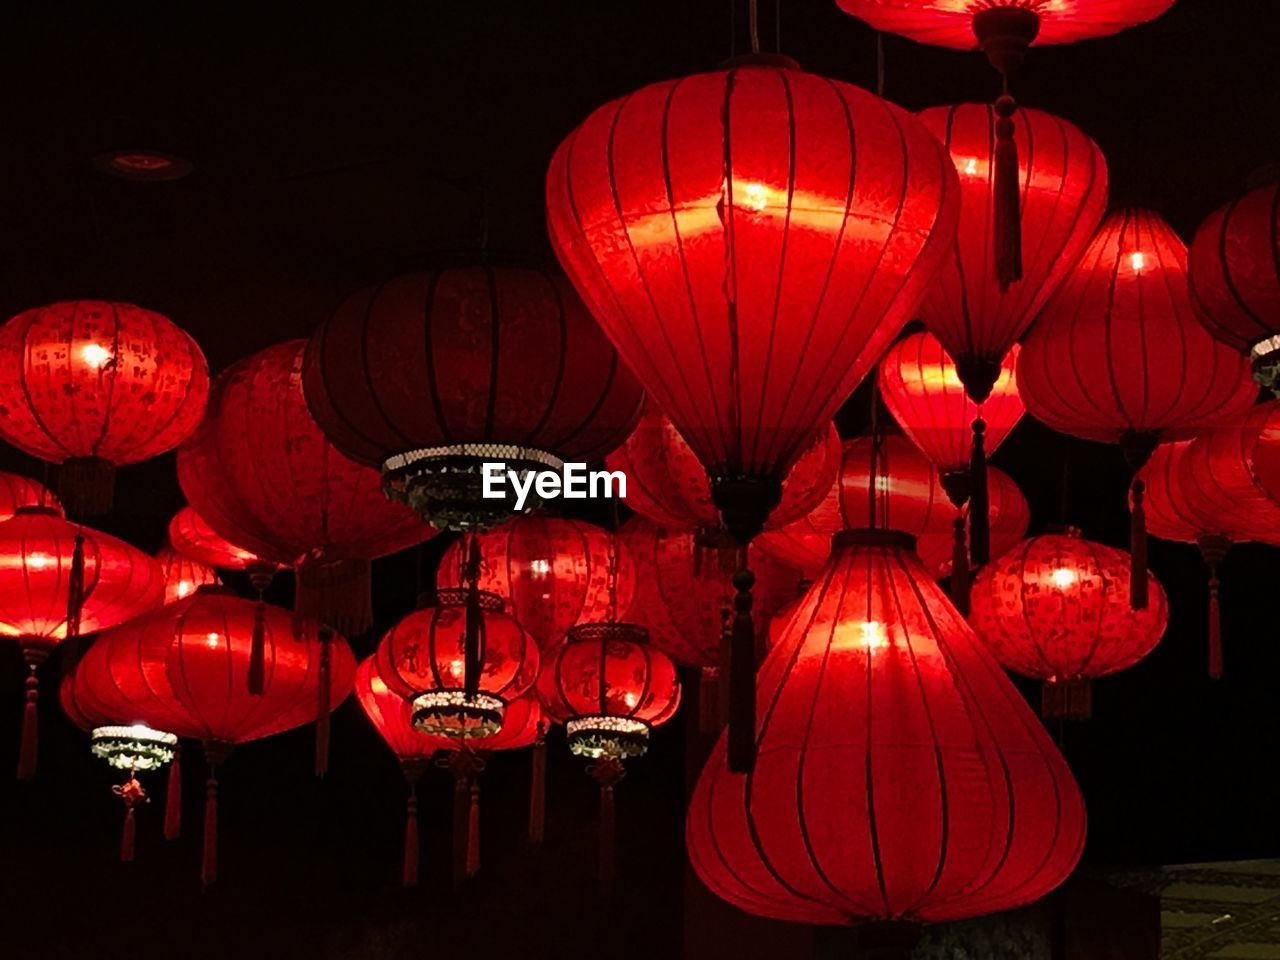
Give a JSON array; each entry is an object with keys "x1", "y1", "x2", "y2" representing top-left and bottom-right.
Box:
[
  {"x1": 164, "y1": 745, "x2": 182, "y2": 840},
  {"x1": 400, "y1": 761, "x2": 424, "y2": 887},
  {"x1": 1041, "y1": 678, "x2": 1092, "y2": 721},
  {"x1": 950, "y1": 515, "x2": 970, "y2": 615},
  {"x1": 528, "y1": 725, "x2": 547, "y2": 845},
  {"x1": 121, "y1": 805, "x2": 137, "y2": 862},
  {"x1": 1129, "y1": 477, "x2": 1149, "y2": 610},
  {"x1": 16, "y1": 641, "x2": 50, "y2": 781},
  {"x1": 992, "y1": 95, "x2": 1023, "y2": 289},
  {"x1": 247, "y1": 598, "x2": 266, "y2": 696},
  {"x1": 727, "y1": 561, "x2": 757, "y2": 774},
  {"x1": 114, "y1": 774, "x2": 146, "y2": 863},
  {"x1": 588, "y1": 756, "x2": 625, "y2": 900},
  {"x1": 314, "y1": 628, "x2": 332, "y2": 777},
  {"x1": 444, "y1": 749, "x2": 485, "y2": 887},
  {"x1": 969, "y1": 418, "x2": 990, "y2": 565},
  {"x1": 466, "y1": 781, "x2": 481, "y2": 879},
  {"x1": 201, "y1": 742, "x2": 231, "y2": 889}
]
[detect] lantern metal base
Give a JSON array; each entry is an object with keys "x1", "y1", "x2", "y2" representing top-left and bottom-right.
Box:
[
  {"x1": 1252, "y1": 335, "x2": 1280, "y2": 396},
  {"x1": 567, "y1": 716, "x2": 649, "y2": 760},
  {"x1": 412, "y1": 691, "x2": 506, "y2": 739},
  {"x1": 91, "y1": 725, "x2": 178, "y2": 772},
  {"x1": 382, "y1": 443, "x2": 564, "y2": 531}
]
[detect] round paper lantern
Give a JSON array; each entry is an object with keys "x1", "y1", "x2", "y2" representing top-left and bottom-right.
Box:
[
  {"x1": 168, "y1": 506, "x2": 271, "y2": 572},
  {"x1": 155, "y1": 545, "x2": 218, "y2": 605},
  {"x1": 1189, "y1": 180, "x2": 1280, "y2": 390},
  {"x1": 914, "y1": 105, "x2": 1108, "y2": 402},
  {"x1": 607, "y1": 411, "x2": 840, "y2": 540},
  {"x1": 0, "y1": 506, "x2": 164, "y2": 778},
  {"x1": 100, "y1": 587, "x2": 356, "y2": 885},
  {"x1": 177, "y1": 341, "x2": 432, "y2": 635},
  {"x1": 1018, "y1": 208, "x2": 1259, "y2": 606},
  {"x1": 0, "y1": 471, "x2": 60, "y2": 522},
  {"x1": 437, "y1": 516, "x2": 634, "y2": 650},
  {"x1": 688, "y1": 529, "x2": 1084, "y2": 929},
  {"x1": 374, "y1": 590, "x2": 538, "y2": 740},
  {"x1": 916, "y1": 465, "x2": 1031, "y2": 576},
  {"x1": 970, "y1": 529, "x2": 1169, "y2": 718},
  {"x1": 0, "y1": 300, "x2": 210, "y2": 515},
  {"x1": 302, "y1": 264, "x2": 644, "y2": 530}
]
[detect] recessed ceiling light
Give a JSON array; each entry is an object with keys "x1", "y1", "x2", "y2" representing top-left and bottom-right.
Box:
[{"x1": 92, "y1": 149, "x2": 193, "y2": 182}]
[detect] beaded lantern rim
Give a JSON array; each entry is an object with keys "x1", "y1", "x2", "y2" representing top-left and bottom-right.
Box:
[
  {"x1": 433, "y1": 587, "x2": 504, "y2": 612},
  {"x1": 90, "y1": 725, "x2": 178, "y2": 772},
  {"x1": 565, "y1": 621, "x2": 651, "y2": 646},
  {"x1": 411, "y1": 690, "x2": 506, "y2": 739},
  {"x1": 1251, "y1": 334, "x2": 1280, "y2": 393},
  {"x1": 566, "y1": 715, "x2": 650, "y2": 759},
  {"x1": 381, "y1": 442, "x2": 565, "y2": 475}
]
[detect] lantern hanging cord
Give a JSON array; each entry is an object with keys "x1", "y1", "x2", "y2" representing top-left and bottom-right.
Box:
[
  {"x1": 876, "y1": 33, "x2": 885, "y2": 98},
  {"x1": 749, "y1": 0, "x2": 760, "y2": 54},
  {"x1": 868, "y1": 377, "x2": 884, "y2": 530}
]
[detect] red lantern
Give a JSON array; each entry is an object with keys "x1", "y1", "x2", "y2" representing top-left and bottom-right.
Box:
[
  {"x1": 0, "y1": 506, "x2": 164, "y2": 778},
  {"x1": 155, "y1": 545, "x2": 218, "y2": 604},
  {"x1": 1189, "y1": 180, "x2": 1280, "y2": 390},
  {"x1": 687, "y1": 529, "x2": 1084, "y2": 931},
  {"x1": 177, "y1": 341, "x2": 432, "y2": 635},
  {"x1": 301, "y1": 264, "x2": 644, "y2": 530},
  {"x1": 374, "y1": 590, "x2": 538, "y2": 740},
  {"x1": 970, "y1": 530, "x2": 1169, "y2": 719},
  {"x1": 0, "y1": 471, "x2": 60, "y2": 521},
  {"x1": 437, "y1": 516, "x2": 634, "y2": 650},
  {"x1": 98, "y1": 588, "x2": 356, "y2": 885},
  {"x1": 916, "y1": 465, "x2": 1031, "y2": 576},
  {"x1": 1018, "y1": 209, "x2": 1259, "y2": 607},
  {"x1": 913, "y1": 105, "x2": 1108, "y2": 399},
  {"x1": 168, "y1": 505, "x2": 270, "y2": 571},
  {"x1": 0, "y1": 300, "x2": 210, "y2": 515},
  {"x1": 538, "y1": 622, "x2": 680, "y2": 892},
  {"x1": 547, "y1": 59, "x2": 959, "y2": 771},
  {"x1": 607, "y1": 411, "x2": 840, "y2": 540}
]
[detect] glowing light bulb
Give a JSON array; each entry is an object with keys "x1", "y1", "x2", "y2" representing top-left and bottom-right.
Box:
[
  {"x1": 529, "y1": 559, "x2": 550, "y2": 576},
  {"x1": 874, "y1": 476, "x2": 892, "y2": 493},
  {"x1": 79, "y1": 343, "x2": 113, "y2": 369},
  {"x1": 371, "y1": 677, "x2": 388, "y2": 695},
  {"x1": 26, "y1": 552, "x2": 54, "y2": 571},
  {"x1": 961, "y1": 157, "x2": 979, "y2": 177},
  {"x1": 449, "y1": 659, "x2": 464, "y2": 678},
  {"x1": 739, "y1": 181, "x2": 769, "y2": 213},
  {"x1": 1050, "y1": 568, "x2": 1077, "y2": 589},
  {"x1": 624, "y1": 692, "x2": 638, "y2": 708},
  {"x1": 860, "y1": 620, "x2": 888, "y2": 651},
  {"x1": 1129, "y1": 251, "x2": 1146, "y2": 273},
  {"x1": 205, "y1": 632, "x2": 220, "y2": 648},
  {"x1": 176, "y1": 580, "x2": 193, "y2": 598}
]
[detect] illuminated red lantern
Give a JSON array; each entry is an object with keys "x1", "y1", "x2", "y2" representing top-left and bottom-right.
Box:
[
  {"x1": 916, "y1": 465, "x2": 1031, "y2": 577},
  {"x1": 168, "y1": 505, "x2": 270, "y2": 572},
  {"x1": 606, "y1": 411, "x2": 840, "y2": 541},
  {"x1": 99, "y1": 588, "x2": 356, "y2": 885},
  {"x1": 971, "y1": 530, "x2": 1168, "y2": 719},
  {"x1": 177, "y1": 341, "x2": 431, "y2": 636},
  {"x1": 155, "y1": 545, "x2": 218, "y2": 604},
  {"x1": 374, "y1": 590, "x2": 538, "y2": 740},
  {"x1": 913, "y1": 105, "x2": 1107, "y2": 400},
  {"x1": 0, "y1": 300, "x2": 210, "y2": 515},
  {"x1": 688, "y1": 529, "x2": 1084, "y2": 932},
  {"x1": 538, "y1": 621, "x2": 680, "y2": 891},
  {"x1": 1189, "y1": 180, "x2": 1280, "y2": 390},
  {"x1": 302, "y1": 264, "x2": 644, "y2": 530},
  {"x1": 0, "y1": 471, "x2": 60, "y2": 521},
  {"x1": 1018, "y1": 209, "x2": 1259, "y2": 607},
  {"x1": 0, "y1": 506, "x2": 164, "y2": 778},
  {"x1": 437, "y1": 516, "x2": 634, "y2": 650},
  {"x1": 547, "y1": 59, "x2": 959, "y2": 770}
]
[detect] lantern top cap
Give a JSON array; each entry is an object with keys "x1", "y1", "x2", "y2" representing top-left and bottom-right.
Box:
[
  {"x1": 717, "y1": 52, "x2": 802, "y2": 71},
  {"x1": 832, "y1": 529, "x2": 918, "y2": 551}
]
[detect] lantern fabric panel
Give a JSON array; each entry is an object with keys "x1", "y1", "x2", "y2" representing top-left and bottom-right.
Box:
[
  {"x1": 1138, "y1": 440, "x2": 1208, "y2": 543},
  {"x1": 687, "y1": 533, "x2": 1085, "y2": 924},
  {"x1": 156, "y1": 546, "x2": 219, "y2": 605},
  {"x1": 168, "y1": 506, "x2": 266, "y2": 571},
  {"x1": 833, "y1": 1, "x2": 1176, "y2": 48},
  {"x1": 1189, "y1": 181, "x2": 1280, "y2": 353},
  {"x1": 354, "y1": 657, "x2": 436, "y2": 761},
  {"x1": 0, "y1": 300, "x2": 209, "y2": 465},
  {"x1": 537, "y1": 627, "x2": 681, "y2": 729},
  {"x1": 547, "y1": 63, "x2": 959, "y2": 478},
  {"x1": 915, "y1": 105, "x2": 1108, "y2": 379},
  {"x1": 1173, "y1": 402, "x2": 1280, "y2": 543},
  {"x1": 0, "y1": 472, "x2": 60, "y2": 522},
  {"x1": 1017, "y1": 209, "x2": 1259, "y2": 443}
]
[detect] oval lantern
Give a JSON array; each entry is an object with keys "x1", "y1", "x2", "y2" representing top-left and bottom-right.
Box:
[
  {"x1": 0, "y1": 300, "x2": 210, "y2": 515},
  {"x1": 177, "y1": 341, "x2": 432, "y2": 635},
  {"x1": 970, "y1": 530, "x2": 1169, "y2": 719},
  {"x1": 302, "y1": 264, "x2": 643, "y2": 530},
  {"x1": 0, "y1": 506, "x2": 164, "y2": 778},
  {"x1": 687, "y1": 529, "x2": 1084, "y2": 935},
  {"x1": 547, "y1": 58, "x2": 959, "y2": 770},
  {"x1": 607, "y1": 411, "x2": 840, "y2": 542},
  {"x1": 1018, "y1": 209, "x2": 1259, "y2": 607},
  {"x1": 0, "y1": 471, "x2": 60, "y2": 522},
  {"x1": 1189, "y1": 180, "x2": 1280, "y2": 391}
]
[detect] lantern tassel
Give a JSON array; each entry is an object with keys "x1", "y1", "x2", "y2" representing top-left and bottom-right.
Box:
[
  {"x1": 164, "y1": 745, "x2": 182, "y2": 840},
  {"x1": 445, "y1": 749, "x2": 485, "y2": 887},
  {"x1": 314, "y1": 628, "x2": 332, "y2": 778},
  {"x1": 121, "y1": 804, "x2": 137, "y2": 863},
  {"x1": 1199, "y1": 536, "x2": 1230, "y2": 680},
  {"x1": 247, "y1": 598, "x2": 266, "y2": 696},
  {"x1": 401, "y1": 761, "x2": 424, "y2": 887},
  {"x1": 114, "y1": 773, "x2": 146, "y2": 863},
  {"x1": 463, "y1": 536, "x2": 483, "y2": 701},
  {"x1": 201, "y1": 742, "x2": 231, "y2": 889},
  {"x1": 466, "y1": 781, "x2": 481, "y2": 879},
  {"x1": 1129, "y1": 477, "x2": 1149, "y2": 610},
  {"x1": 969, "y1": 418, "x2": 990, "y2": 566},
  {"x1": 528, "y1": 724, "x2": 547, "y2": 845},
  {"x1": 992, "y1": 95, "x2": 1023, "y2": 289},
  {"x1": 727, "y1": 563, "x2": 757, "y2": 774},
  {"x1": 66, "y1": 533, "x2": 86, "y2": 639},
  {"x1": 588, "y1": 756, "x2": 625, "y2": 901},
  {"x1": 950, "y1": 515, "x2": 970, "y2": 615},
  {"x1": 16, "y1": 642, "x2": 49, "y2": 781},
  {"x1": 1041, "y1": 678, "x2": 1092, "y2": 721},
  {"x1": 295, "y1": 556, "x2": 372, "y2": 637}
]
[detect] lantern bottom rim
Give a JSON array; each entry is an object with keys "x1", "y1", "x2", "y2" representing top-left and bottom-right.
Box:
[
  {"x1": 91, "y1": 725, "x2": 179, "y2": 771},
  {"x1": 1251, "y1": 334, "x2": 1280, "y2": 396},
  {"x1": 411, "y1": 690, "x2": 506, "y2": 739},
  {"x1": 567, "y1": 715, "x2": 649, "y2": 759}
]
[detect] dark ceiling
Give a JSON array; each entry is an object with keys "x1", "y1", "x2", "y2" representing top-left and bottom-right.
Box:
[{"x1": 1, "y1": 2, "x2": 1279, "y2": 958}]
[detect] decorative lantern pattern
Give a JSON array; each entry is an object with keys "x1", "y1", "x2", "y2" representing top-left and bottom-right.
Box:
[
  {"x1": 0, "y1": 300, "x2": 210, "y2": 515},
  {"x1": 1189, "y1": 180, "x2": 1280, "y2": 390},
  {"x1": 688, "y1": 530, "x2": 1085, "y2": 926},
  {"x1": 970, "y1": 530, "x2": 1169, "y2": 718},
  {"x1": 607, "y1": 411, "x2": 841, "y2": 540},
  {"x1": 177, "y1": 341, "x2": 432, "y2": 635},
  {"x1": 437, "y1": 516, "x2": 634, "y2": 650},
  {"x1": 0, "y1": 471, "x2": 60, "y2": 521},
  {"x1": 302, "y1": 265, "x2": 643, "y2": 530},
  {"x1": 374, "y1": 591, "x2": 539, "y2": 739},
  {"x1": 156, "y1": 545, "x2": 219, "y2": 604}
]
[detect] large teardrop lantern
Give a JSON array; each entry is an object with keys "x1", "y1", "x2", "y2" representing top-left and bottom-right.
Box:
[
  {"x1": 302, "y1": 264, "x2": 644, "y2": 530},
  {"x1": 0, "y1": 300, "x2": 210, "y2": 515}
]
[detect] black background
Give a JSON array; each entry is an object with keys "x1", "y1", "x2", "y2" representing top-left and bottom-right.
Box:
[{"x1": 1, "y1": 1, "x2": 1278, "y2": 957}]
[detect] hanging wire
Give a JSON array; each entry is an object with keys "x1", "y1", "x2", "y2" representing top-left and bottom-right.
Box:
[
  {"x1": 729, "y1": 0, "x2": 736, "y2": 57},
  {"x1": 749, "y1": 0, "x2": 761, "y2": 54},
  {"x1": 876, "y1": 32, "x2": 886, "y2": 98},
  {"x1": 867, "y1": 379, "x2": 884, "y2": 530},
  {"x1": 775, "y1": 0, "x2": 781, "y2": 52}
]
